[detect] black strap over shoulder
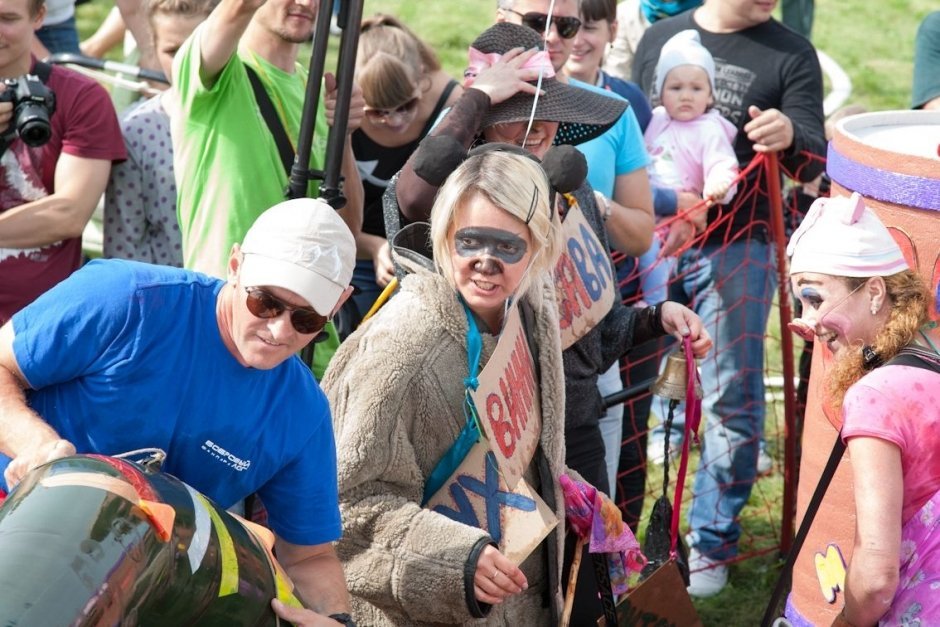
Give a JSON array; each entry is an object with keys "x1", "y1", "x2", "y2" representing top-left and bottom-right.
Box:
[
  {"x1": 761, "y1": 342, "x2": 940, "y2": 625},
  {"x1": 244, "y1": 64, "x2": 294, "y2": 179},
  {"x1": 885, "y1": 344, "x2": 940, "y2": 372},
  {"x1": 32, "y1": 61, "x2": 52, "y2": 83}
]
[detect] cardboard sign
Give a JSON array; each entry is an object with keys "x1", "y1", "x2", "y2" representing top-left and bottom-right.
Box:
[
  {"x1": 554, "y1": 203, "x2": 617, "y2": 350},
  {"x1": 597, "y1": 560, "x2": 702, "y2": 627},
  {"x1": 426, "y1": 443, "x2": 558, "y2": 565},
  {"x1": 469, "y1": 304, "x2": 541, "y2": 490}
]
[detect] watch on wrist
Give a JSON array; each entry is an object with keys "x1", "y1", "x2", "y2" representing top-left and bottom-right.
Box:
[
  {"x1": 594, "y1": 190, "x2": 612, "y2": 221},
  {"x1": 329, "y1": 613, "x2": 357, "y2": 627}
]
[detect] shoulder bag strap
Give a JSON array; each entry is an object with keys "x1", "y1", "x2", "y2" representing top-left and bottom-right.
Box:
[
  {"x1": 244, "y1": 64, "x2": 294, "y2": 179},
  {"x1": 761, "y1": 432, "x2": 846, "y2": 626}
]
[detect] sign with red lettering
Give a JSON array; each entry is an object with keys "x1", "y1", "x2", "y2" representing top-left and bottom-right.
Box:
[
  {"x1": 425, "y1": 443, "x2": 558, "y2": 565},
  {"x1": 470, "y1": 304, "x2": 541, "y2": 490},
  {"x1": 554, "y1": 203, "x2": 617, "y2": 350}
]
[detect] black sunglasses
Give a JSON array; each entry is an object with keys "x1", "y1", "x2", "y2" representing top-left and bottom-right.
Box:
[
  {"x1": 244, "y1": 287, "x2": 329, "y2": 335},
  {"x1": 506, "y1": 9, "x2": 582, "y2": 39}
]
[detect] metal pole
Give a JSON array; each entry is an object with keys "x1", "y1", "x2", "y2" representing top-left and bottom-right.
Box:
[
  {"x1": 765, "y1": 151, "x2": 798, "y2": 555},
  {"x1": 295, "y1": 0, "x2": 363, "y2": 367},
  {"x1": 317, "y1": 0, "x2": 363, "y2": 207},
  {"x1": 288, "y1": 0, "x2": 363, "y2": 205}
]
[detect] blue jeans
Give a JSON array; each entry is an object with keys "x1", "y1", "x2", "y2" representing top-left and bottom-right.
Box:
[
  {"x1": 36, "y1": 16, "x2": 81, "y2": 55},
  {"x1": 654, "y1": 239, "x2": 777, "y2": 560},
  {"x1": 350, "y1": 258, "x2": 385, "y2": 322},
  {"x1": 596, "y1": 363, "x2": 624, "y2": 500}
]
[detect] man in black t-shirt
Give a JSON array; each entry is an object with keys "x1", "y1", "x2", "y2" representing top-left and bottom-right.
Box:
[{"x1": 632, "y1": 0, "x2": 826, "y2": 598}]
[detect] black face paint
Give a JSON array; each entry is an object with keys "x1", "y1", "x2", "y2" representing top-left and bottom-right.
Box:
[{"x1": 454, "y1": 227, "x2": 528, "y2": 265}]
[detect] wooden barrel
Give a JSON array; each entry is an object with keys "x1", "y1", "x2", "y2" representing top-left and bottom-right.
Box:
[{"x1": 786, "y1": 110, "x2": 940, "y2": 626}]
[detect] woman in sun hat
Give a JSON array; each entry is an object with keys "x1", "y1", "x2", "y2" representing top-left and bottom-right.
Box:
[
  {"x1": 395, "y1": 21, "x2": 629, "y2": 221},
  {"x1": 786, "y1": 192, "x2": 940, "y2": 626}
]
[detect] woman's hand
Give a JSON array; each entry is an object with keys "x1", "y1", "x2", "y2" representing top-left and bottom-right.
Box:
[
  {"x1": 473, "y1": 545, "x2": 528, "y2": 605},
  {"x1": 372, "y1": 241, "x2": 395, "y2": 288},
  {"x1": 659, "y1": 301, "x2": 713, "y2": 358},
  {"x1": 466, "y1": 47, "x2": 544, "y2": 105}
]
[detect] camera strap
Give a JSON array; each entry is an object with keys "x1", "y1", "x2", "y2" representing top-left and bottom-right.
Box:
[
  {"x1": 244, "y1": 63, "x2": 294, "y2": 179},
  {"x1": 32, "y1": 61, "x2": 52, "y2": 83}
]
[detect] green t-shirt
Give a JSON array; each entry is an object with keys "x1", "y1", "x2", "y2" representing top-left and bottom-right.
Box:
[
  {"x1": 171, "y1": 25, "x2": 337, "y2": 375},
  {"x1": 172, "y1": 24, "x2": 329, "y2": 278}
]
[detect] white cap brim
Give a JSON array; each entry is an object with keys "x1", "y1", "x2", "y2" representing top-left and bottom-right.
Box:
[{"x1": 240, "y1": 253, "x2": 343, "y2": 316}]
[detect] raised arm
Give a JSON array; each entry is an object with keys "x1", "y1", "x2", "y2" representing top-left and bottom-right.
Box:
[
  {"x1": 396, "y1": 47, "x2": 542, "y2": 221},
  {"x1": 190, "y1": 0, "x2": 265, "y2": 86}
]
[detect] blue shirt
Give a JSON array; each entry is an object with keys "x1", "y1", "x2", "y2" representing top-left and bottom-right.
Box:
[
  {"x1": 568, "y1": 77, "x2": 650, "y2": 198},
  {"x1": 6, "y1": 259, "x2": 340, "y2": 545}
]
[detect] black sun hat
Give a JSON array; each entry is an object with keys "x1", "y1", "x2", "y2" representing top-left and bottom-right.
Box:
[{"x1": 468, "y1": 22, "x2": 627, "y2": 146}]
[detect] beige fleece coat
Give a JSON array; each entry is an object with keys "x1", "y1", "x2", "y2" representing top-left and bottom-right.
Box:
[{"x1": 323, "y1": 268, "x2": 569, "y2": 626}]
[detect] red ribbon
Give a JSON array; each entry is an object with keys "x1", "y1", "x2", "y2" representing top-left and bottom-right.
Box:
[{"x1": 669, "y1": 335, "x2": 702, "y2": 556}]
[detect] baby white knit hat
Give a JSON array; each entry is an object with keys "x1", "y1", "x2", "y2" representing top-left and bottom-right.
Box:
[
  {"x1": 654, "y1": 29, "x2": 716, "y2": 97},
  {"x1": 787, "y1": 192, "x2": 909, "y2": 278}
]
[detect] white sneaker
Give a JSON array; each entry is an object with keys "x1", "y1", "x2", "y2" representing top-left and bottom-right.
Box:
[
  {"x1": 647, "y1": 439, "x2": 667, "y2": 465},
  {"x1": 687, "y1": 548, "x2": 728, "y2": 598},
  {"x1": 646, "y1": 438, "x2": 680, "y2": 466},
  {"x1": 757, "y1": 447, "x2": 774, "y2": 476}
]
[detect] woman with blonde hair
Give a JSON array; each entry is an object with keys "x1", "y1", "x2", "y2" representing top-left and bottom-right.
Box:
[
  {"x1": 326, "y1": 149, "x2": 566, "y2": 625},
  {"x1": 319, "y1": 146, "x2": 708, "y2": 625},
  {"x1": 348, "y1": 14, "x2": 462, "y2": 327},
  {"x1": 786, "y1": 192, "x2": 940, "y2": 626}
]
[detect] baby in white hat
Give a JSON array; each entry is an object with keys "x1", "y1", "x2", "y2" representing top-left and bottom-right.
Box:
[{"x1": 644, "y1": 29, "x2": 739, "y2": 206}]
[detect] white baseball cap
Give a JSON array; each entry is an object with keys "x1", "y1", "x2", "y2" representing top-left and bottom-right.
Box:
[{"x1": 239, "y1": 198, "x2": 356, "y2": 316}]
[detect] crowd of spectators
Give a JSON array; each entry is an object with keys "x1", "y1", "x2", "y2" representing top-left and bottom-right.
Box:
[{"x1": 0, "y1": 0, "x2": 937, "y2": 624}]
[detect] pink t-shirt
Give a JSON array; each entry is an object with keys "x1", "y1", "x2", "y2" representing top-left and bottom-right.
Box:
[
  {"x1": 841, "y1": 364, "x2": 940, "y2": 523},
  {"x1": 0, "y1": 60, "x2": 126, "y2": 324}
]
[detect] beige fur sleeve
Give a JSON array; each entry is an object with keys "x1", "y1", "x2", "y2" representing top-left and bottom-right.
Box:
[{"x1": 323, "y1": 319, "x2": 490, "y2": 624}]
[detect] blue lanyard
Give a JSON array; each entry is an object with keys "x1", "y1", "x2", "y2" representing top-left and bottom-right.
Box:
[{"x1": 421, "y1": 299, "x2": 486, "y2": 505}]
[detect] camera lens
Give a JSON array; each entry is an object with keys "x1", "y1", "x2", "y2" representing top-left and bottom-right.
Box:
[{"x1": 15, "y1": 104, "x2": 52, "y2": 147}]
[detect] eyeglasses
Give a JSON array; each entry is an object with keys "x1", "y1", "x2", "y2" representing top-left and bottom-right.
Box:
[
  {"x1": 505, "y1": 9, "x2": 582, "y2": 39},
  {"x1": 244, "y1": 287, "x2": 329, "y2": 335},
  {"x1": 788, "y1": 282, "x2": 865, "y2": 342},
  {"x1": 363, "y1": 97, "x2": 419, "y2": 123}
]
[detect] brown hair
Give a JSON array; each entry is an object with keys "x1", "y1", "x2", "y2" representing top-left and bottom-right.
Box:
[
  {"x1": 145, "y1": 0, "x2": 219, "y2": 23},
  {"x1": 579, "y1": 0, "x2": 616, "y2": 22},
  {"x1": 28, "y1": 0, "x2": 43, "y2": 18},
  {"x1": 357, "y1": 14, "x2": 442, "y2": 110},
  {"x1": 827, "y1": 270, "x2": 934, "y2": 409}
]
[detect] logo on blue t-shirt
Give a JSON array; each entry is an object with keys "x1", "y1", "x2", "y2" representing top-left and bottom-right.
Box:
[{"x1": 202, "y1": 439, "x2": 251, "y2": 471}]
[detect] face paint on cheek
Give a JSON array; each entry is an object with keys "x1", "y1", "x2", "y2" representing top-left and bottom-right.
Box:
[
  {"x1": 454, "y1": 227, "x2": 529, "y2": 264},
  {"x1": 820, "y1": 312, "x2": 852, "y2": 339}
]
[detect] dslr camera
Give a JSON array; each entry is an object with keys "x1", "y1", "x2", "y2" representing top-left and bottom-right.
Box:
[{"x1": 0, "y1": 74, "x2": 56, "y2": 149}]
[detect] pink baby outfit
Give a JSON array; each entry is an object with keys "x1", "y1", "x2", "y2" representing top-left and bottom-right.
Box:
[{"x1": 643, "y1": 106, "x2": 738, "y2": 205}]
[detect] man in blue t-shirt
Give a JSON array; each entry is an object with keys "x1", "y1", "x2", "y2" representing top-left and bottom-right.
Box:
[{"x1": 0, "y1": 198, "x2": 356, "y2": 623}]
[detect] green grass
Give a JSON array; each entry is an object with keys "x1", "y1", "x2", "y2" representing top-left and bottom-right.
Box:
[{"x1": 71, "y1": 1, "x2": 930, "y2": 623}]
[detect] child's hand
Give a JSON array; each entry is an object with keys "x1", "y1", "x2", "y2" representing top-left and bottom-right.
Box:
[{"x1": 703, "y1": 174, "x2": 736, "y2": 203}]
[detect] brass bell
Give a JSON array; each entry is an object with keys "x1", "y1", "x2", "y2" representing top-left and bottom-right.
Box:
[{"x1": 651, "y1": 351, "x2": 703, "y2": 401}]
